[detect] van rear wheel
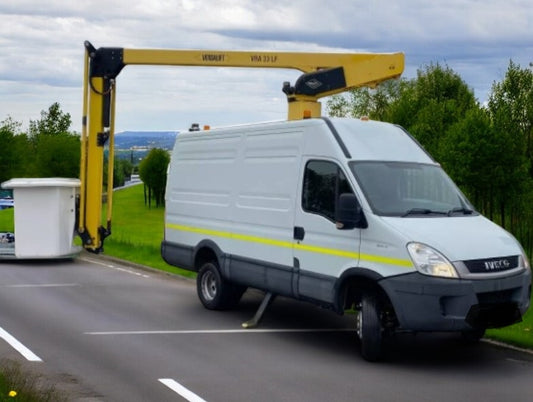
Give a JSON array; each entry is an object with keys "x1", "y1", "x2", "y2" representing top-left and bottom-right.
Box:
[
  {"x1": 356, "y1": 294, "x2": 383, "y2": 362},
  {"x1": 197, "y1": 261, "x2": 245, "y2": 310}
]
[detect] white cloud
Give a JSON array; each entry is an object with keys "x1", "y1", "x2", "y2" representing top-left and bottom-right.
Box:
[{"x1": 1, "y1": 0, "x2": 533, "y2": 131}]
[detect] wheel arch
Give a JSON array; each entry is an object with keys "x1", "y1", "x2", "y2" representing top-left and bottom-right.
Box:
[
  {"x1": 333, "y1": 267, "x2": 392, "y2": 313},
  {"x1": 193, "y1": 239, "x2": 225, "y2": 273}
]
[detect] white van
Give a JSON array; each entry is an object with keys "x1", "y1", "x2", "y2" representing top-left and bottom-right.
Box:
[{"x1": 162, "y1": 117, "x2": 531, "y2": 360}]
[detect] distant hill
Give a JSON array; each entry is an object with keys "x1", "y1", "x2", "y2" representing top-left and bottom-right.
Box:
[{"x1": 114, "y1": 131, "x2": 178, "y2": 150}]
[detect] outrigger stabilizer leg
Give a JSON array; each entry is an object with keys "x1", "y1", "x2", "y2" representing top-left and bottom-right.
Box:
[{"x1": 242, "y1": 292, "x2": 276, "y2": 329}]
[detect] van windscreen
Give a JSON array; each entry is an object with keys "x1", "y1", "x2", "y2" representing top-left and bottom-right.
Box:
[{"x1": 349, "y1": 161, "x2": 475, "y2": 217}]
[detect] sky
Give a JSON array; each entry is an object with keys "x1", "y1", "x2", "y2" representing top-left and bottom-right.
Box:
[{"x1": 1, "y1": 0, "x2": 532, "y2": 133}]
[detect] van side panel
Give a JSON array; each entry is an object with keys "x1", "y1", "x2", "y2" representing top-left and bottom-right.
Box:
[
  {"x1": 227, "y1": 129, "x2": 303, "y2": 294},
  {"x1": 164, "y1": 132, "x2": 237, "y2": 263},
  {"x1": 232, "y1": 129, "x2": 303, "y2": 242},
  {"x1": 166, "y1": 132, "x2": 237, "y2": 223},
  {"x1": 164, "y1": 123, "x2": 306, "y2": 296},
  {"x1": 162, "y1": 132, "x2": 239, "y2": 270}
]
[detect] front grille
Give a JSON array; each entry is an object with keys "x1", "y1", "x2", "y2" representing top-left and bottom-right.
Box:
[
  {"x1": 463, "y1": 255, "x2": 519, "y2": 274},
  {"x1": 477, "y1": 289, "x2": 517, "y2": 304}
]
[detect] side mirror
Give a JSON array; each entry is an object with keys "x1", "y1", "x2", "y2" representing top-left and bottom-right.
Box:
[{"x1": 336, "y1": 193, "x2": 367, "y2": 230}]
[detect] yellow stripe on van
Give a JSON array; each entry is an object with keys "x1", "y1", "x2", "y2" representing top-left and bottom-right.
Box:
[
  {"x1": 166, "y1": 223, "x2": 413, "y2": 268},
  {"x1": 358, "y1": 252, "x2": 413, "y2": 267}
]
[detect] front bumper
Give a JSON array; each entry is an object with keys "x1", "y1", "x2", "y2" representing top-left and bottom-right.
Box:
[{"x1": 379, "y1": 269, "x2": 531, "y2": 332}]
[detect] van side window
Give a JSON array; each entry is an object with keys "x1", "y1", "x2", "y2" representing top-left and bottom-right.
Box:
[{"x1": 302, "y1": 160, "x2": 353, "y2": 221}]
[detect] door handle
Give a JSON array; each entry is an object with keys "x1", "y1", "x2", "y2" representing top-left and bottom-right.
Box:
[{"x1": 294, "y1": 226, "x2": 305, "y2": 241}]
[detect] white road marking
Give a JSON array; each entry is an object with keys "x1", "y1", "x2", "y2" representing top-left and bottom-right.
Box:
[
  {"x1": 106, "y1": 265, "x2": 150, "y2": 278},
  {"x1": 85, "y1": 328, "x2": 351, "y2": 335},
  {"x1": 506, "y1": 358, "x2": 530, "y2": 365},
  {"x1": 80, "y1": 257, "x2": 150, "y2": 278},
  {"x1": 482, "y1": 339, "x2": 533, "y2": 356},
  {"x1": 0, "y1": 326, "x2": 42, "y2": 362},
  {"x1": 159, "y1": 378, "x2": 208, "y2": 402},
  {"x1": 4, "y1": 283, "x2": 79, "y2": 288}
]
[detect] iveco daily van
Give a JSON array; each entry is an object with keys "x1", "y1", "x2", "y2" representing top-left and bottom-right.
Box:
[{"x1": 161, "y1": 117, "x2": 531, "y2": 361}]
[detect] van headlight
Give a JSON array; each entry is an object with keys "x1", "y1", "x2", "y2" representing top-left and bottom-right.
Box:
[
  {"x1": 520, "y1": 252, "x2": 530, "y2": 271},
  {"x1": 407, "y1": 242, "x2": 458, "y2": 278}
]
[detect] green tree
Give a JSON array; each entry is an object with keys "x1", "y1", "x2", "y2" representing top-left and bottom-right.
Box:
[
  {"x1": 385, "y1": 63, "x2": 477, "y2": 161},
  {"x1": 25, "y1": 103, "x2": 80, "y2": 177},
  {"x1": 440, "y1": 107, "x2": 528, "y2": 224},
  {"x1": 138, "y1": 148, "x2": 170, "y2": 207},
  {"x1": 103, "y1": 158, "x2": 134, "y2": 188},
  {"x1": 326, "y1": 79, "x2": 402, "y2": 120},
  {"x1": 119, "y1": 159, "x2": 134, "y2": 181},
  {"x1": 0, "y1": 117, "x2": 29, "y2": 183},
  {"x1": 487, "y1": 60, "x2": 533, "y2": 175},
  {"x1": 30, "y1": 132, "x2": 81, "y2": 178},
  {"x1": 490, "y1": 104, "x2": 531, "y2": 227},
  {"x1": 326, "y1": 92, "x2": 352, "y2": 118},
  {"x1": 486, "y1": 63, "x2": 533, "y2": 239},
  {"x1": 28, "y1": 102, "x2": 72, "y2": 139}
]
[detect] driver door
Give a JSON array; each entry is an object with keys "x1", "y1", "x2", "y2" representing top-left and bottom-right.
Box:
[{"x1": 293, "y1": 159, "x2": 361, "y2": 304}]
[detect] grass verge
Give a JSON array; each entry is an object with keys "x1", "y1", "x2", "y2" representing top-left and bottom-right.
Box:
[
  {"x1": 100, "y1": 184, "x2": 194, "y2": 278},
  {"x1": 0, "y1": 359, "x2": 66, "y2": 402},
  {"x1": 0, "y1": 207, "x2": 13, "y2": 232},
  {"x1": 102, "y1": 238, "x2": 195, "y2": 279},
  {"x1": 486, "y1": 309, "x2": 533, "y2": 349}
]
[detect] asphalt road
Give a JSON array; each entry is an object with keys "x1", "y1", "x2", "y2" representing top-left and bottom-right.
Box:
[{"x1": 0, "y1": 256, "x2": 532, "y2": 402}]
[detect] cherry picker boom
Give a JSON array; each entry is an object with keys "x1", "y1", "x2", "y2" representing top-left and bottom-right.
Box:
[{"x1": 78, "y1": 41, "x2": 404, "y2": 253}]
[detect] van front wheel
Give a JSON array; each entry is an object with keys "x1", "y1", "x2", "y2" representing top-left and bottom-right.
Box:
[
  {"x1": 197, "y1": 262, "x2": 243, "y2": 310},
  {"x1": 356, "y1": 294, "x2": 383, "y2": 362}
]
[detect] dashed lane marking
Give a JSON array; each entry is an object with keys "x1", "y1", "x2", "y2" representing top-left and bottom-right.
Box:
[
  {"x1": 3, "y1": 283, "x2": 80, "y2": 288},
  {"x1": 84, "y1": 328, "x2": 352, "y2": 335}
]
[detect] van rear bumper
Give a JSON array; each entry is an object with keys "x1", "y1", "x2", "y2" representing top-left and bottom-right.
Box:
[{"x1": 379, "y1": 269, "x2": 531, "y2": 332}]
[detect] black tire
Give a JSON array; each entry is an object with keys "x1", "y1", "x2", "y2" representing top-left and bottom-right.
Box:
[
  {"x1": 197, "y1": 261, "x2": 245, "y2": 310},
  {"x1": 356, "y1": 294, "x2": 383, "y2": 362},
  {"x1": 461, "y1": 328, "x2": 485, "y2": 343}
]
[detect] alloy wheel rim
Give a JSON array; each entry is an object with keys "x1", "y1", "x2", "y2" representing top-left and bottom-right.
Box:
[{"x1": 202, "y1": 270, "x2": 217, "y2": 301}]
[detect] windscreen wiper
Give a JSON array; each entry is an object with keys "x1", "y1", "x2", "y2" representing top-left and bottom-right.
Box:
[
  {"x1": 402, "y1": 208, "x2": 447, "y2": 217},
  {"x1": 447, "y1": 207, "x2": 474, "y2": 216}
]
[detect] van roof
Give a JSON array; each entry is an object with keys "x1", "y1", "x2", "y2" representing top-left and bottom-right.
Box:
[
  {"x1": 179, "y1": 117, "x2": 435, "y2": 164},
  {"x1": 329, "y1": 118, "x2": 435, "y2": 163}
]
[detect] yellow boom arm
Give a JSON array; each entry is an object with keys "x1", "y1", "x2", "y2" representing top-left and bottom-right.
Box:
[{"x1": 79, "y1": 41, "x2": 404, "y2": 252}]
